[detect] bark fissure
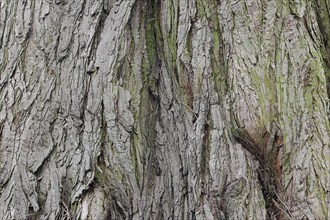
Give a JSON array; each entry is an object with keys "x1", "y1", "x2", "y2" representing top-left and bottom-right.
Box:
[{"x1": 1, "y1": 0, "x2": 330, "y2": 219}]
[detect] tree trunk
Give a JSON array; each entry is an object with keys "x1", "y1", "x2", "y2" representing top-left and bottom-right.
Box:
[{"x1": 1, "y1": 0, "x2": 330, "y2": 219}]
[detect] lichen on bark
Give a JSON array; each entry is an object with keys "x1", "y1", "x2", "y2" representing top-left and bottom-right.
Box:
[{"x1": 0, "y1": 0, "x2": 329, "y2": 219}]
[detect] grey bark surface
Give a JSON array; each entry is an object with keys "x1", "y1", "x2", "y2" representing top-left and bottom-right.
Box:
[{"x1": 0, "y1": 0, "x2": 330, "y2": 219}]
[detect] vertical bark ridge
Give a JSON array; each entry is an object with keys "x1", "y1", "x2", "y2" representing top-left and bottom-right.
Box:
[{"x1": 0, "y1": 0, "x2": 330, "y2": 219}]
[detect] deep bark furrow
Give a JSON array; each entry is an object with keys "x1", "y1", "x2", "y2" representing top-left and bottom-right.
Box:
[{"x1": 0, "y1": 0, "x2": 330, "y2": 219}]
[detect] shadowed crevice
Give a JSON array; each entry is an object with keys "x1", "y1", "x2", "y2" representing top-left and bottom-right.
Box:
[{"x1": 314, "y1": 1, "x2": 330, "y2": 109}]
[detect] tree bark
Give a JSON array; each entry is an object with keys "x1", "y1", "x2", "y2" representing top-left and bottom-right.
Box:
[{"x1": 0, "y1": 0, "x2": 330, "y2": 219}]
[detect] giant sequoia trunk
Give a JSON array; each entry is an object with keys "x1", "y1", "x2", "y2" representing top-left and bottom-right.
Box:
[{"x1": 1, "y1": 0, "x2": 330, "y2": 219}]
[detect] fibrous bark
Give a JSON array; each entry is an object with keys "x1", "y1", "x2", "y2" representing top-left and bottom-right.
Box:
[{"x1": 0, "y1": 0, "x2": 329, "y2": 219}]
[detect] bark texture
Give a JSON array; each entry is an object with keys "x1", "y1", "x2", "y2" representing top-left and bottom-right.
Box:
[{"x1": 0, "y1": 0, "x2": 330, "y2": 219}]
